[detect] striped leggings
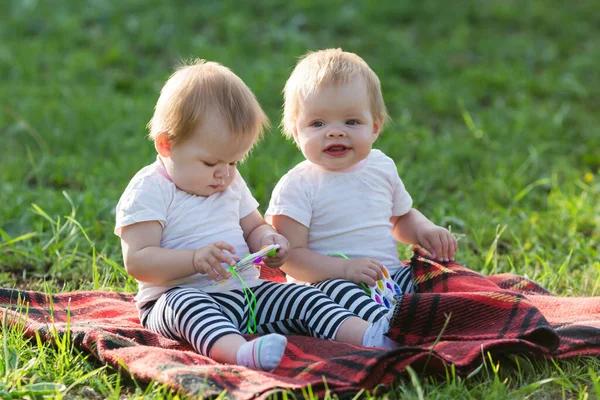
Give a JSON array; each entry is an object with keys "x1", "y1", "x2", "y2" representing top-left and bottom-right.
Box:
[
  {"x1": 141, "y1": 281, "x2": 355, "y2": 356},
  {"x1": 314, "y1": 266, "x2": 414, "y2": 323}
]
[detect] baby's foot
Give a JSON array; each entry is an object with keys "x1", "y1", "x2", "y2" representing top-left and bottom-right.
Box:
[
  {"x1": 362, "y1": 299, "x2": 403, "y2": 349},
  {"x1": 236, "y1": 333, "x2": 287, "y2": 371}
]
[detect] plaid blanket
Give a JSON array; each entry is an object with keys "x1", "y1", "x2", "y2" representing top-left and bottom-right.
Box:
[{"x1": 1, "y1": 248, "x2": 600, "y2": 399}]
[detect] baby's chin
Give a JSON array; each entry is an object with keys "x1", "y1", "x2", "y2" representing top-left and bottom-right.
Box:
[
  {"x1": 316, "y1": 158, "x2": 361, "y2": 172},
  {"x1": 211, "y1": 186, "x2": 228, "y2": 195}
]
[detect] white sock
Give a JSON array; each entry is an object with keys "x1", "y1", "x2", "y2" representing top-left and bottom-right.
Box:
[
  {"x1": 362, "y1": 305, "x2": 398, "y2": 349},
  {"x1": 236, "y1": 334, "x2": 287, "y2": 371}
]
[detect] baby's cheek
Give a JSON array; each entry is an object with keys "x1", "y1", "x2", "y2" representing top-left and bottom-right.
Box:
[{"x1": 224, "y1": 174, "x2": 236, "y2": 187}]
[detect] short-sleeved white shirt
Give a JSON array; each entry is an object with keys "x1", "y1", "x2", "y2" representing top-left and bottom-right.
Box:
[
  {"x1": 115, "y1": 157, "x2": 261, "y2": 308},
  {"x1": 266, "y1": 149, "x2": 412, "y2": 283}
]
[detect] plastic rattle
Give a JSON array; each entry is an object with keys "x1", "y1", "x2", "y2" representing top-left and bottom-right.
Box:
[{"x1": 234, "y1": 244, "x2": 280, "y2": 272}]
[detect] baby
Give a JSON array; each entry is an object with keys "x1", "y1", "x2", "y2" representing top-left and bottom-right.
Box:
[
  {"x1": 115, "y1": 59, "x2": 401, "y2": 372},
  {"x1": 266, "y1": 49, "x2": 458, "y2": 322}
]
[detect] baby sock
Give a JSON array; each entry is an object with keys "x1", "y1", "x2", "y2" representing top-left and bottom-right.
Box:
[
  {"x1": 236, "y1": 333, "x2": 287, "y2": 371},
  {"x1": 361, "y1": 305, "x2": 398, "y2": 349}
]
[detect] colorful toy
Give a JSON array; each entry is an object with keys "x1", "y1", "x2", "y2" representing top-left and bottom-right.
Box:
[
  {"x1": 327, "y1": 252, "x2": 401, "y2": 309},
  {"x1": 234, "y1": 244, "x2": 280, "y2": 272},
  {"x1": 360, "y1": 265, "x2": 402, "y2": 309}
]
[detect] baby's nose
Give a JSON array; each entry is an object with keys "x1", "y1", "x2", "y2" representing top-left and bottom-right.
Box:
[
  {"x1": 326, "y1": 130, "x2": 346, "y2": 138},
  {"x1": 215, "y1": 166, "x2": 230, "y2": 178}
]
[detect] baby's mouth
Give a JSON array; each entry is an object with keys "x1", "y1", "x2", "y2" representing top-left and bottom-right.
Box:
[
  {"x1": 210, "y1": 180, "x2": 225, "y2": 190},
  {"x1": 324, "y1": 145, "x2": 351, "y2": 157}
]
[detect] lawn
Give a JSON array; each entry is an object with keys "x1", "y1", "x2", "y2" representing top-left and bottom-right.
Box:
[{"x1": 1, "y1": 0, "x2": 599, "y2": 398}]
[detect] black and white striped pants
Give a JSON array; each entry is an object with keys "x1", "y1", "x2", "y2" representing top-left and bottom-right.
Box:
[
  {"x1": 140, "y1": 281, "x2": 355, "y2": 356},
  {"x1": 314, "y1": 266, "x2": 414, "y2": 323}
]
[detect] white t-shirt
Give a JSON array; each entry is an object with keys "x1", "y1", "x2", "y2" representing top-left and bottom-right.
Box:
[
  {"x1": 115, "y1": 157, "x2": 262, "y2": 308},
  {"x1": 266, "y1": 149, "x2": 412, "y2": 283}
]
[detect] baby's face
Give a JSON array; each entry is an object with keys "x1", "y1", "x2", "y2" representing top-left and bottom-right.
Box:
[
  {"x1": 294, "y1": 76, "x2": 379, "y2": 171},
  {"x1": 162, "y1": 113, "x2": 255, "y2": 196}
]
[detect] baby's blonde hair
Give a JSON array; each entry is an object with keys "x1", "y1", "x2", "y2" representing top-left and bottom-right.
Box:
[
  {"x1": 282, "y1": 48, "x2": 388, "y2": 138},
  {"x1": 148, "y1": 59, "x2": 269, "y2": 145}
]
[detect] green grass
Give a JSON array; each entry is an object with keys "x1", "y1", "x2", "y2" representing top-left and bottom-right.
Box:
[{"x1": 1, "y1": 0, "x2": 599, "y2": 398}]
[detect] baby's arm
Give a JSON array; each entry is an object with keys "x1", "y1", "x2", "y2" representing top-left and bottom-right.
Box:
[
  {"x1": 120, "y1": 221, "x2": 236, "y2": 284},
  {"x1": 240, "y1": 210, "x2": 289, "y2": 269},
  {"x1": 391, "y1": 209, "x2": 458, "y2": 262},
  {"x1": 271, "y1": 215, "x2": 383, "y2": 286}
]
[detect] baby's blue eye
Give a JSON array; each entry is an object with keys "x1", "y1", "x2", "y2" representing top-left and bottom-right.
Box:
[
  {"x1": 311, "y1": 121, "x2": 324, "y2": 128},
  {"x1": 346, "y1": 119, "x2": 359, "y2": 126}
]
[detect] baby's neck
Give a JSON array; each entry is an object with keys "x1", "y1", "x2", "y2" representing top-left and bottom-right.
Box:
[
  {"x1": 155, "y1": 157, "x2": 171, "y2": 179},
  {"x1": 314, "y1": 157, "x2": 368, "y2": 173}
]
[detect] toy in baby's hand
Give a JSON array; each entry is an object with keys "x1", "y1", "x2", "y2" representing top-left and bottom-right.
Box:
[
  {"x1": 360, "y1": 265, "x2": 402, "y2": 309},
  {"x1": 234, "y1": 244, "x2": 280, "y2": 272},
  {"x1": 218, "y1": 244, "x2": 278, "y2": 334},
  {"x1": 327, "y1": 252, "x2": 401, "y2": 309}
]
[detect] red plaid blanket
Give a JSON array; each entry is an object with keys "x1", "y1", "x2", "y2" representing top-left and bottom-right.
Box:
[{"x1": 1, "y1": 249, "x2": 599, "y2": 399}]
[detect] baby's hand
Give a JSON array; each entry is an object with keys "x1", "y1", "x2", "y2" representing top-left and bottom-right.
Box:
[
  {"x1": 416, "y1": 225, "x2": 458, "y2": 262},
  {"x1": 344, "y1": 258, "x2": 384, "y2": 287},
  {"x1": 260, "y1": 233, "x2": 289, "y2": 269},
  {"x1": 192, "y1": 241, "x2": 237, "y2": 281}
]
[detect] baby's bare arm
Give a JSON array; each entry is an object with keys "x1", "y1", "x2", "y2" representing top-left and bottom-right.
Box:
[
  {"x1": 120, "y1": 221, "x2": 235, "y2": 284},
  {"x1": 390, "y1": 208, "x2": 431, "y2": 244},
  {"x1": 271, "y1": 215, "x2": 354, "y2": 283},
  {"x1": 240, "y1": 210, "x2": 289, "y2": 268},
  {"x1": 391, "y1": 208, "x2": 458, "y2": 261}
]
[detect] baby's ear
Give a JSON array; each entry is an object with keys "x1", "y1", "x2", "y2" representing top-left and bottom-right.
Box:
[
  {"x1": 155, "y1": 132, "x2": 172, "y2": 157},
  {"x1": 372, "y1": 121, "x2": 381, "y2": 138},
  {"x1": 292, "y1": 126, "x2": 300, "y2": 144}
]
